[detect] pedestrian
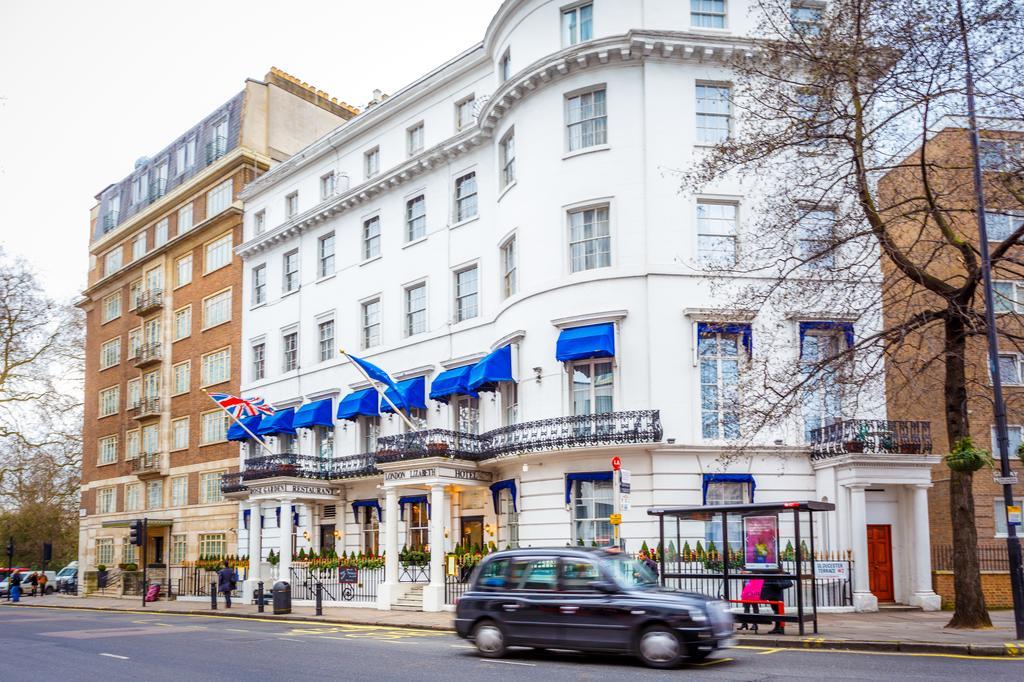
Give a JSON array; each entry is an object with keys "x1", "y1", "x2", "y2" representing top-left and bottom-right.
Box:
[
  {"x1": 27, "y1": 572, "x2": 38, "y2": 597},
  {"x1": 37, "y1": 572, "x2": 48, "y2": 596},
  {"x1": 737, "y1": 577, "x2": 765, "y2": 632},
  {"x1": 760, "y1": 568, "x2": 793, "y2": 635},
  {"x1": 640, "y1": 550, "x2": 659, "y2": 577},
  {"x1": 9, "y1": 571, "x2": 22, "y2": 602},
  {"x1": 217, "y1": 560, "x2": 237, "y2": 608}
]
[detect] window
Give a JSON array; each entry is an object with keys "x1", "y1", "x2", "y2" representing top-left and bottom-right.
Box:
[
  {"x1": 498, "y1": 488, "x2": 519, "y2": 548},
  {"x1": 569, "y1": 205, "x2": 611, "y2": 272},
  {"x1": 127, "y1": 378, "x2": 141, "y2": 410},
  {"x1": 455, "y1": 395, "x2": 480, "y2": 435},
  {"x1": 991, "y1": 425, "x2": 1023, "y2": 461},
  {"x1": 173, "y1": 306, "x2": 191, "y2": 340},
  {"x1": 171, "y1": 478, "x2": 188, "y2": 508},
  {"x1": 204, "y1": 233, "x2": 232, "y2": 273},
  {"x1": 126, "y1": 484, "x2": 142, "y2": 512},
  {"x1": 142, "y1": 423, "x2": 158, "y2": 454},
  {"x1": 561, "y1": 557, "x2": 602, "y2": 590},
  {"x1": 104, "y1": 248, "x2": 124, "y2": 277},
  {"x1": 284, "y1": 191, "x2": 299, "y2": 219},
  {"x1": 361, "y1": 299, "x2": 381, "y2": 348},
  {"x1": 501, "y1": 382, "x2": 519, "y2": 426},
  {"x1": 252, "y1": 264, "x2": 267, "y2": 304},
  {"x1": 176, "y1": 137, "x2": 196, "y2": 173},
  {"x1": 455, "y1": 172, "x2": 478, "y2": 222},
  {"x1": 571, "y1": 359, "x2": 614, "y2": 415},
  {"x1": 128, "y1": 280, "x2": 142, "y2": 311},
  {"x1": 173, "y1": 361, "x2": 190, "y2": 395},
  {"x1": 254, "y1": 209, "x2": 266, "y2": 235},
  {"x1": 144, "y1": 265, "x2": 163, "y2": 293},
  {"x1": 318, "y1": 232, "x2": 336, "y2": 278},
  {"x1": 198, "y1": 532, "x2": 226, "y2": 556},
  {"x1": 567, "y1": 89, "x2": 607, "y2": 151},
  {"x1": 801, "y1": 332, "x2": 844, "y2": 440},
  {"x1": 200, "y1": 473, "x2": 224, "y2": 504},
  {"x1": 699, "y1": 329, "x2": 742, "y2": 439},
  {"x1": 127, "y1": 328, "x2": 141, "y2": 360},
  {"x1": 562, "y1": 3, "x2": 593, "y2": 45},
  {"x1": 175, "y1": 254, "x2": 193, "y2": 287},
  {"x1": 573, "y1": 478, "x2": 613, "y2": 546},
  {"x1": 100, "y1": 338, "x2": 120, "y2": 369},
  {"x1": 283, "y1": 250, "x2": 300, "y2": 292},
  {"x1": 499, "y1": 49, "x2": 512, "y2": 83},
  {"x1": 985, "y1": 212, "x2": 1024, "y2": 242},
  {"x1": 998, "y1": 354, "x2": 1023, "y2": 385},
  {"x1": 316, "y1": 424, "x2": 334, "y2": 458},
  {"x1": 154, "y1": 218, "x2": 169, "y2": 247},
  {"x1": 132, "y1": 233, "x2": 147, "y2": 261},
  {"x1": 405, "y1": 283, "x2": 427, "y2": 336},
  {"x1": 797, "y1": 209, "x2": 836, "y2": 268},
  {"x1": 407, "y1": 123, "x2": 425, "y2": 156},
  {"x1": 125, "y1": 429, "x2": 140, "y2": 460},
  {"x1": 979, "y1": 139, "x2": 1023, "y2": 171},
  {"x1": 201, "y1": 347, "x2": 231, "y2": 386},
  {"x1": 406, "y1": 195, "x2": 426, "y2": 242},
  {"x1": 144, "y1": 318, "x2": 160, "y2": 353},
  {"x1": 203, "y1": 289, "x2": 232, "y2": 328},
  {"x1": 132, "y1": 174, "x2": 148, "y2": 205},
  {"x1": 96, "y1": 536, "x2": 115, "y2": 563},
  {"x1": 360, "y1": 506, "x2": 379, "y2": 555},
  {"x1": 102, "y1": 292, "x2": 121, "y2": 323},
  {"x1": 178, "y1": 203, "x2": 194, "y2": 233},
  {"x1": 318, "y1": 319, "x2": 335, "y2": 362},
  {"x1": 98, "y1": 435, "x2": 118, "y2": 465},
  {"x1": 97, "y1": 486, "x2": 117, "y2": 516},
  {"x1": 994, "y1": 280, "x2": 1024, "y2": 313},
  {"x1": 790, "y1": 2, "x2": 823, "y2": 35},
  {"x1": 99, "y1": 386, "x2": 120, "y2": 417},
  {"x1": 207, "y1": 179, "x2": 233, "y2": 216},
  {"x1": 200, "y1": 411, "x2": 228, "y2": 445},
  {"x1": 996, "y1": 495, "x2": 1024, "y2": 536},
  {"x1": 500, "y1": 129, "x2": 516, "y2": 188},
  {"x1": 705, "y1": 479, "x2": 751, "y2": 547},
  {"x1": 320, "y1": 171, "x2": 336, "y2": 199},
  {"x1": 696, "y1": 84, "x2": 731, "y2": 143},
  {"x1": 456, "y1": 95, "x2": 476, "y2": 131},
  {"x1": 697, "y1": 202, "x2": 738, "y2": 266},
  {"x1": 364, "y1": 147, "x2": 380, "y2": 178},
  {"x1": 507, "y1": 557, "x2": 558, "y2": 590},
  {"x1": 171, "y1": 417, "x2": 190, "y2": 451},
  {"x1": 692, "y1": 0, "x2": 726, "y2": 28},
  {"x1": 171, "y1": 534, "x2": 187, "y2": 563},
  {"x1": 146, "y1": 480, "x2": 164, "y2": 510},
  {"x1": 406, "y1": 500, "x2": 428, "y2": 550},
  {"x1": 501, "y1": 236, "x2": 517, "y2": 298},
  {"x1": 252, "y1": 342, "x2": 266, "y2": 380},
  {"x1": 281, "y1": 331, "x2": 298, "y2": 372},
  {"x1": 362, "y1": 216, "x2": 381, "y2": 260},
  {"x1": 454, "y1": 266, "x2": 479, "y2": 322}
]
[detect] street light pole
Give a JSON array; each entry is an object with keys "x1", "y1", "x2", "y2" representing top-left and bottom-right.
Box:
[{"x1": 956, "y1": 0, "x2": 1024, "y2": 640}]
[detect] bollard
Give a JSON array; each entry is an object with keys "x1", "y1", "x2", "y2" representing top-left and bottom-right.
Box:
[
  {"x1": 257, "y1": 581, "x2": 264, "y2": 613},
  {"x1": 315, "y1": 582, "x2": 323, "y2": 616},
  {"x1": 210, "y1": 582, "x2": 217, "y2": 610}
]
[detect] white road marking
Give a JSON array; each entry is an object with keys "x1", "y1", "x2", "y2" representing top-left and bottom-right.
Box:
[
  {"x1": 450, "y1": 644, "x2": 476, "y2": 649},
  {"x1": 99, "y1": 653, "x2": 129, "y2": 660},
  {"x1": 225, "y1": 628, "x2": 250, "y2": 633},
  {"x1": 481, "y1": 660, "x2": 536, "y2": 667},
  {"x1": 277, "y1": 637, "x2": 302, "y2": 642}
]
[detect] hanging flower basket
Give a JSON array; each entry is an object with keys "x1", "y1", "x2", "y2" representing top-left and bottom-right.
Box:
[{"x1": 944, "y1": 437, "x2": 993, "y2": 472}]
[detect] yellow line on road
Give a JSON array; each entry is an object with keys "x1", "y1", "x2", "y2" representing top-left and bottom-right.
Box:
[
  {"x1": 758, "y1": 648, "x2": 784, "y2": 655},
  {"x1": 692, "y1": 657, "x2": 732, "y2": 666}
]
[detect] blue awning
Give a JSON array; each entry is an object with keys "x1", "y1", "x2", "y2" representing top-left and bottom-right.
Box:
[
  {"x1": 352, "y1": 499, "x2": 382, "y2": 521},
  {"x1": 564, "y1": 471, "x2": 613, "y2": 505},
  {"x1": 702, "y1": 474, "x2": 756, "y2": 504},
  {"x1": 228, "y1": 414, "x2": 263, "y2": 441},
  {"x1": 556, "y1": 323, "x2": 615, "y2": 362},
  {"x1": 293, "y1": 398, "x2": 334, "y2": 429},
  {"x1": 399, "y1": 495, "x2": 430, "y2": 520},
  {"x1": 257, "y1": 407, "x2": 296, "y2": 436},
  {"x1": 697, "y1": 322, "x2": 753, "y2": 356},
  {"x1": 799, "y1": 321, "x2": 854, "y2": 353},
  {"x1": 429, "y1": 365, "x2": 478, "y2": 403},
  {"x1": 337, "y1": 389, "x2": 380, "y2": 421},
  {"x1": 490, "y1": 479, "x2": 518, "y2": 513},
  {"x1": 468, "y1": 345, "x2": 515, "y2": 393},
  {"x1": 381, "y1": 377, "x2": 427, "y2": 413}
]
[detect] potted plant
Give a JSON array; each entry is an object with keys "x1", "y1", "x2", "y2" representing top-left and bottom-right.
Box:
[
  {"x1": 97, "y1": 564, "x2": 108, "y2": 589},
  {"x1": 945, "y1": 437, "x2": 994, "y2": 472}
]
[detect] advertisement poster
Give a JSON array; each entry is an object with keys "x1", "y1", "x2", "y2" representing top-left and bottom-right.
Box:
[{"x1": 743, "y1": 515, "x2": 779, "y2": 569}]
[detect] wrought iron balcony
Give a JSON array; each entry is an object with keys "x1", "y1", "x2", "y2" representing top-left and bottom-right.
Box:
[
  {"x1": 130, "y1": 398, "x2": 160, "y2": 420},
  {"x1": 134, "y1": 343, "x2": 162, "y2": 369},
  {"x1": 241, "y1": 453, "x2": 335, "y2": 481},
  {"x1": 148, "y1": 178, "x2": 168, "y2": 203},
  {"x1": 221, "y1": 472, "x2": 246, "y2": 495},
  {"x1": 809, "y1": 419, "x2": 932, "y2": 460},
  {"x1": 102, "y1": 212, "x2": 120, "y2": 232},
  {"x1": 132, "y1": 451, "x2": 165, "y2": 479},
  {"x1": 206, "y1": 136, "x2": 227, "y2": 164},
  {"x1": 331, "y1": 453, "x2": 378, "y2": 479},
  {"x1": 377, "y1": 429, "x2": 488, "y2": 463},
  {"x1": 134, "y1": 289, "x2": 163, "y2": 314}
]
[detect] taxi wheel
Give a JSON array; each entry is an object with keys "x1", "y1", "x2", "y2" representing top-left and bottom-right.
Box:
[
  {"x1": 473, "y1": 620, "x2": 507, "y2": 658},
  {"x1": 636, "y1": 625, "x2": 683, "y2": 669}
]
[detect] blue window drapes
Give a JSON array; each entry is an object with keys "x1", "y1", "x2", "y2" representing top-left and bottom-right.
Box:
[
  {"x1": 564, "y1": 471, "x2": 613, "y2": 505},
  {"x1": 243, "y1": 508, "x2": 250, "y2": 530},
  {"x1": 468, "y1": 345, "x2": 515, "y2": 393},
  {"x1": 351, "y1": 499, "x2": 383, "y2": 521},
  {"x1": 799, "y1": 321, "x2": 854, "y2": 353},
  {"x1": 489, "y1": 479, "x2": 518, "y2": 512},
  {"x1": 228, "y1": 414, "x2": 264, "y2": 441},
  {"x1": 697, "y1": 322, "x2": 753, "y2": 355},
  {"x1": 556, "y1": 323, "x2": 615, "y2": 362},
  {"x1": 398, "y1": 495, "x2": 430, "y2": 520},
  {"x1": 257, "y1": 408, "x2": 296, "y2": 436},
  {"x1": 429, "y1": 365, "x2": 478, "y2": 403},
  {"x1": 701, "y1": 473, "x2": 756, "y2": 504},
  {"x1": 337, "y1": 388, "x2": 380, "y2": 421},
  {"x1": 381, "y1": 377, "x2": 427, "y2": 413},
  {"x1": 274, "y1": 505, "x2": 300, "y2": 527},
  {"x1": 293, "y1": 398, "x2": 334, "y2": 429}
]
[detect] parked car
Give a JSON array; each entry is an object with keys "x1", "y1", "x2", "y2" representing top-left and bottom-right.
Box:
[
  {"x1": 55, "y1": 564, "x2": 78, "y2": 592},
  {"x1": 0, "y1": 569, "x2": 29, "y2": 597},
  {"x1": 1, "y1": 570, "x2": 57, "y2": 595},
  {"x1": 454, "y1": 547, "x2": 734, "y2": 668}
]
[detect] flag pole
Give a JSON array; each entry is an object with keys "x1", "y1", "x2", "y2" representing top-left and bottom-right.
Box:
[
  {"x1": 201, "y1": 389, "x2": 277, "y2": 457},
  {"x1": 339, "y1": 349, "x2": 417, "y2": 431}
]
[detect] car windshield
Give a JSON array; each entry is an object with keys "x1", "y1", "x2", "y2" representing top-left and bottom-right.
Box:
[
  {"x1": 603, "y1": 555, "x2": 659, "y2": 589},
  {"x1": 57, "y1": 568, "x2": 74, "y2": 577}
]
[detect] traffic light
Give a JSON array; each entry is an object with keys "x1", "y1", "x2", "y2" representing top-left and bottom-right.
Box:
[
  {"x1": 42, "y1": 543, "x2": 52, "y2": 563},
  {"x1": 129, "y1": 519, "x2": 144, "y2": 546}
]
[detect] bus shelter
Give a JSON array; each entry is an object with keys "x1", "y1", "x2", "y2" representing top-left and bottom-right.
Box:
[{"x1": 647, "y1": 500, "x2": 835, "y2": 635}]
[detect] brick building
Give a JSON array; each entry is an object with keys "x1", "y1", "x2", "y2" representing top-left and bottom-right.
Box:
[{"x1": 77, "y1": 69, "x2": 355, "y2": 585}]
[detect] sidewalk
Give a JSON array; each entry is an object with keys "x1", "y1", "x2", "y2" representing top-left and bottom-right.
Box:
[{"x1": 5, "y1": 594, "x2": 1023, "y2": 657}]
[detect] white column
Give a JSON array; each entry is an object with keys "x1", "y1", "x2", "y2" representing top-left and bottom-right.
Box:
[
  {"x1": 278, "y1": 497, "x2": 295, "y2": 582},
  {"x1": 849, "y1": 485, "x2": 878, "y2": 612},
  {"x1": 378, "y1": 487, "x2": 400, "y2": 610},
  {"x1": 423, "y1": 484, "x2": 446, "y2": 611},
  {"x1": 243, "y1": 502, "x2": 263, "y2": 600},
  {"x1": 909, "y1": 484, "x2": 942, "y2": 610}
]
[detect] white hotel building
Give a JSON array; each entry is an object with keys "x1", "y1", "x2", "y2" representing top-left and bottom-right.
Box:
[{"x1": 227, "y1": 0, "x2": 941, "y2": 612}]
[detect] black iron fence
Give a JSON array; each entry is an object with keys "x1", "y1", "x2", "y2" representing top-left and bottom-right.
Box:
[
  {"x1": 398, "y1": 562, "x2": 430, "y2": 582},
  {"x1": 810, "y1": 419, "x2": 932, "y2": 459},
  {"x1": 445, "y1": 573, "x2": 472, "y2": 604},
  {"x1": 289, "y1": 565, "x2": 382, "y2": 603},
  {"x1": 932, "y1": 545, "x2": 1010, "y2": 571},
  {"x1": 169, "y1": 565, "x2": 241, "y2": 597}
]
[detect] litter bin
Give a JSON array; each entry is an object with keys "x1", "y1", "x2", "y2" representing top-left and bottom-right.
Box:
[{"x1": 272, "y1": 581, "x2": 291, "y2": 615}]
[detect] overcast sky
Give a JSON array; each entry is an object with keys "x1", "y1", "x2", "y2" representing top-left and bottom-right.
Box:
[{"x1": 0, "y1": 0, "x2": 501, "y2": 301}]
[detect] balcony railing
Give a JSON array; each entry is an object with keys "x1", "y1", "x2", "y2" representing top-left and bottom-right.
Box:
[
  {"x1": 102, "y1": 212, "x2": 120, "y2": 232},
  {"x1": 241, "y1": 453, "x2": 337, "y2": 482},
  {"x1": 134, "y1": 343, "x2": 162, "y2": 368},
  {"x1": 134, "y1": 289, "x2": 163, "y2": 314},
  {"x1": 221, "y1": 472, "x2": 245, "y2": 494},
  {"x1": 130, "y1": 397, "x2": 160, "y2": 420},
  {"x1": 206, "y1": 136, "x2": 227, "y2": 164},
  {"x1": 148, "y1": 178, "x2": 168, "y2": 203},
  {"x1": 131, "y1": 451, "x2": 165, "y2": 478},
  {"x1": 377, "y1": 429, "x2": 488, "y2": 463},
  {"x1": 809, "y1": 419, "x2": 932, "y2": 460}
]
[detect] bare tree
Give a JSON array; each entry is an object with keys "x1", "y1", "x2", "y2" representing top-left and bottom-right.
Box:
[{"x1": 683, "y1": 0, "x2": 1024, "y2": 627}]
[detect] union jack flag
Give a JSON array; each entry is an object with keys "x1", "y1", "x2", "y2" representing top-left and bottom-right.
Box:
[{"x1": 209, "y1": 393, "x2": 275, "y2": 418}]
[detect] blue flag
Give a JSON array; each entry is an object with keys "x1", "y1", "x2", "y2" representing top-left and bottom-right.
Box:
[{"x1": 347, "y1": 353, "x2": 404, "y2": 409}]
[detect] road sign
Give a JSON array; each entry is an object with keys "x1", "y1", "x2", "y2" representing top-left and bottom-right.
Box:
[
  {"x1": 995, "y1": 472, "x2": 1019, "y2": 485},
  {"x1": 620, "y1": 469, "x2": 631, "y2": 484},
  {"x1": 611, "y1": 456, "x2": 621, "y2": 471},
  {"x1": 620, "y1": 494, "x2": 631, "y2": 511},
  {"x1": 1009, "y1": 505, "x2": 1022, "y2": 526},
  {"x1": 609, "y1": 513, "x2": 622, "y2": 525}
]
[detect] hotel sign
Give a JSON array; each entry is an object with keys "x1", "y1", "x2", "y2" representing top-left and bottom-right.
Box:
[
  {"x1": 384, "y1": 466, "x2": 492, "y2": 484},
  {"x1": 248, "y1": 482, "x2": 336, "y2": 498}
]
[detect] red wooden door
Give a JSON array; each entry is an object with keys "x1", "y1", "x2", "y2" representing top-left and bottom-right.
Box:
[{"x1": 867, "y1": 524, "x2": 895, "y2": 602}]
